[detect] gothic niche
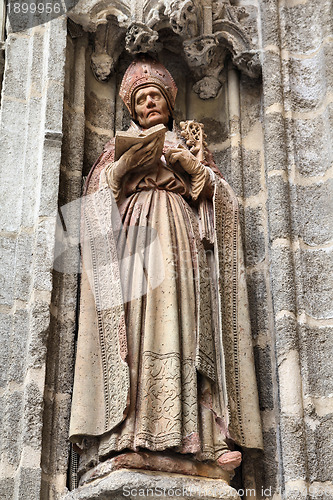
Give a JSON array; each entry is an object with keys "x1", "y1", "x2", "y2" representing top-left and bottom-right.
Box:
[{"x1": 69, "y1": 0, "x2": 261, "y2": 99}]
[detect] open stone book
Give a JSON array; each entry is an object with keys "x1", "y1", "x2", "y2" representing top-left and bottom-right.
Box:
[{"x1": 115, "y1": 123, "x2": 167, "y2": 161}]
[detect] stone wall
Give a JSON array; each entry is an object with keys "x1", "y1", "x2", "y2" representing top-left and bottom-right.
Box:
[{"x1": 0, "y1": 0, "x2": 332, "y2": 499}]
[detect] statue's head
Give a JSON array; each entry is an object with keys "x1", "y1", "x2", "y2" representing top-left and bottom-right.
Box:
[{"x1": 119, "y1": 55, "x2": 178, "y2": 130}]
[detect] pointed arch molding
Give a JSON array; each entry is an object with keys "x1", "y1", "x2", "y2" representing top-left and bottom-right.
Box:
[{"x1": 69, "y1": 0, "x2": 261, "y2": 98}]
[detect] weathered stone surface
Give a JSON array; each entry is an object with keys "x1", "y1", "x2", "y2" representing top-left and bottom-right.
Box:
[
  {"x1": 244, "y1": 205, "x2": 266, "y2": 266},
  {"x1": 10, "y1": 309, "x2": 29, "y2": 384},
  {"x1": 280, "y1": 1, "x2": 332, "y2": 53},
  {"x1": 270, "y1": 246, "x2": 296, "y2": 313},
  {"x1": 33, "y1": 218, "x2": 57, "y2": 292},
  {"x1": 254, "y1": 345, "x2": 274, "y2": 411},
  {"x1": 267, "y1": 175, "x2": 291, "y2": 241},
  {"x1": 0, "y1": 478, "x2": 15, "y2": 500},
  {"x1": 301, "y1": 248, "x2": 333, "y2": 319},
  {"x1": 275, "y1": 314, "x2": 298, "y2": 360},
  {"x1": 22, "y1": 382, "x2": 44, "y2": 449},
  {"x1": 260, "y1": 0, "x2": 280, "y2": 48},
  {"x1": 85, "y1": 90, "x2": 115, "y2": 131},
  {"x1": 0, "y1": 236, "x2": 16, "y2": 307},
  {"x1": 300, "y1": 325, "x2": 333, "y2": 397},
  {"x1": 247, "y1": 271, "x2": 270, "y2": 338},
  {"x1": 279, "y1": 416, "x2": 307, "y2": 482},
  {"x1": 239, "y1": 75, "x2": 262, "y2": 139},
  {"x1": 291, "y1": 112, "x2": 332, "y2": 177},
  {"x1": 295, "y1": 180, "x2": 333, "y2": 246},
  {"x1": 307, "y1": 416, "x2": 333, "y2": 483},
  {"x1": 242, "y1": 149, "x2": 262, "y2": 198},
  {"x1": 286, "y1": 51, "x2": 329, "y2": 112},
  {"x1": 263, "y1": 112, "x2": 287, "y2": 172},
  {"x1": 3, "y1": 391, "x2": 24, "y2": 467},
  {"x1": 16, "y1": 467, "x2": 42, "y2": 500},
  {"x1": 14, "y1": 233, "x2": 34, "y2": 302},
  {"x1": 0, "y1": 313, "x2": 12, "y2": 388},
  {"x1": 28, "y1": 300, "x2": 50, "y2": 369},
  {"x1": 262, "y1": 430, "x2": 278, "y2": 491},
  {"x1": 262, "y1": 51, "x2": 283, "y2": 108},
  {"x1": 63, "y1": 469, "x2": 241, "y2": 500}
]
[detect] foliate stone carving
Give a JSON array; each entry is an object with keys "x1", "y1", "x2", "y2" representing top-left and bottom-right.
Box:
[
  {"x1": 164, "y1": 0, "x2": 198, "y2": 38},
  {"x1": 125, "y1": 23, "x2": 162, "y2": 54},
  {"x1": 70, "y1": 0, "x2": 261, "y2": 96}
]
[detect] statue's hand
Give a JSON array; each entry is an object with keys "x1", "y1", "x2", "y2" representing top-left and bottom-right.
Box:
[
  {"x1": 114, "y1": 136, "x2": 163, "y2": 180},
  {"x1": 165, "y1": 144, "x2": 210, "y2": 201},
  {"x1": 164, "y1": 144, "x2": 203, "y2": 175}
]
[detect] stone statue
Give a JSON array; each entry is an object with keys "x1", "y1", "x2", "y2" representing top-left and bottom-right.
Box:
[{"x1": 69, "y1": 56, "x2": 262, "y2": 482}]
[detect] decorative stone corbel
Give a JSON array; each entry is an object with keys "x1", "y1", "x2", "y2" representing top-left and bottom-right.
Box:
[
  {"x1": 91, "y1": 22, "x2": 125, "y2": 81},
  {"x1": 125, "y1": 22, "x2": 162, "y2": 54}
]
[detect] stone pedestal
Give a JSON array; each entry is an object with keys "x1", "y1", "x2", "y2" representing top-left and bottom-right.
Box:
[{"x1": 63, "y1": 469, "x2": 241, "y2": 499}]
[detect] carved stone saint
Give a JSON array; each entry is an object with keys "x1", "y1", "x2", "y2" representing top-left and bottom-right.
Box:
[{"x1": 69, "y1": 56, "x2": 262, "y2": 484}]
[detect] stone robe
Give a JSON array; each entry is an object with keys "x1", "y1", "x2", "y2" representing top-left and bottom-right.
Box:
[{"x1": 69, "y1": 124, "x2": 263, "y2": 469}]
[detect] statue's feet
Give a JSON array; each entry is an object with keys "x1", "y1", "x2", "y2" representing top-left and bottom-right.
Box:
[{"x1": 217, "y1": 451, "x2": 242, "y2": 471}]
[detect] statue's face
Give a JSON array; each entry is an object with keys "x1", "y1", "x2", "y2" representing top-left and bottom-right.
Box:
[{"x1": 134, "y1": 86, "x2": 170, "y2": 129}]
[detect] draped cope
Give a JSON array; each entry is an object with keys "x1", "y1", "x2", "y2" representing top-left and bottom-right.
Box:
[{"x1": 69, "y1": 126, "x2": 263, "y2": 467}]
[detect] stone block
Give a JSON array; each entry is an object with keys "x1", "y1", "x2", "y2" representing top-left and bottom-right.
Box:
[
  {"x1": 0, "y1": 478, "x2": 15, "y2": 500},
  {"x1": 3, "y1": 390, "x2": 24, "y2": 467},
  {"x1": 296, "y1": 180, "x2": 333, "y2": 246},
  {"x1": 279, "y1": 415, "x2": 307, "y2": 482},
  {"x1": 63, "y1": 469, "x2": 241, "y2": 499},
  {"x1": 28, "y1": 300, "x2": 50, "y2": 369},
  {"x1": 254, "y1": 345, "x2": 274, "y2": 411},
  {"x1": 262, "y1": 51, "x2": 283, "y2": 109},
  {"x1": 301, "y1": 248, "x2": 333, "y2": 319},
  {"x1": 242, "y1": 149, "x2": 262, "y2": 198},
  {"x1": 260, "y1": 0, "x2": 280, "y2": 48},
  {"x1": 85, "y1": 91, "x2": 115, "y2": 132},
  {"x1": 286, "y1": 51, "x2": 328, "y2": 112},
  {"x1": 0, "y1": 236, "x2": 16, "y2": 307},
  {"x1": 9, "y1": 309, "x2": 29, "y2": 384},
  {"x1": 279, "y1": 1, "x2": 332, "y2": 53},
  {"x1": 275, "y1": 314, "x2": 298, "y2": 360},
  {"x1": 61, "y1": 107, "x2": 86, "y2": 173},
  {"x1": 2, "y1": 34, "x2": 29, "y2": 100},
  {"x1": 16, "y1": 467, "x2": 42, "y2": 500},
  {"x1": 44, "y1": 80, "x2": 66, "y2": 132},
  {"x1": 270, "y1": 246, "x2": 296, "y2": 313},
  {"x1": 246, "y1": 271, "x2": 270, "y2": 338},
  {"x1": 22, "y1": 382, "x2": 44, "y2": 449},
  {"x1": 244, "y1": 206, "x2": 266, "y2": 267},
  {"x1": 300, "y1": 325, "x2": 333, "y2": 397},
  {"x1": 0, "y1": 313, "x2": 12, "y2": 388},
  {"x1": 267, "y1": 175, "x2": 291, "y2": 241},
  {"x1": 306, "y1": 416, "x2": 333, "y2": 483},
  {"x1": 262, "y1": 430, "x2": 278, "y2": 491},
  {"x1": 263, "y1": 113, "x2": 288, "y2": 172},
  {"x1": 291, "y1": 111, "x2": 332, "y2": 177},
  {"x1": 33, "y1": 218, "x2": 57, "y2": 292},
  {"x1": 14, "y1": 233, "x2": 34, "y2": 302},
  {"x1": 39, "y1": 145, "x2": 62, "y2": 218},
  {"x1": 324, "y1": 42, "x2": 333, "y2": 93},
  {"x1": 239, "y1": 75, "x2": 262, "y2": 139},
  {"x1": 47, "y1": 316, "x2": 76, "y2": 395}
]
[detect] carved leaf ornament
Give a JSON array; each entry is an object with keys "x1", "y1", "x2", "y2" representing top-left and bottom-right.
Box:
[{"x1": 69, "y1": 0, "x2": 261, "y2": 98}]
